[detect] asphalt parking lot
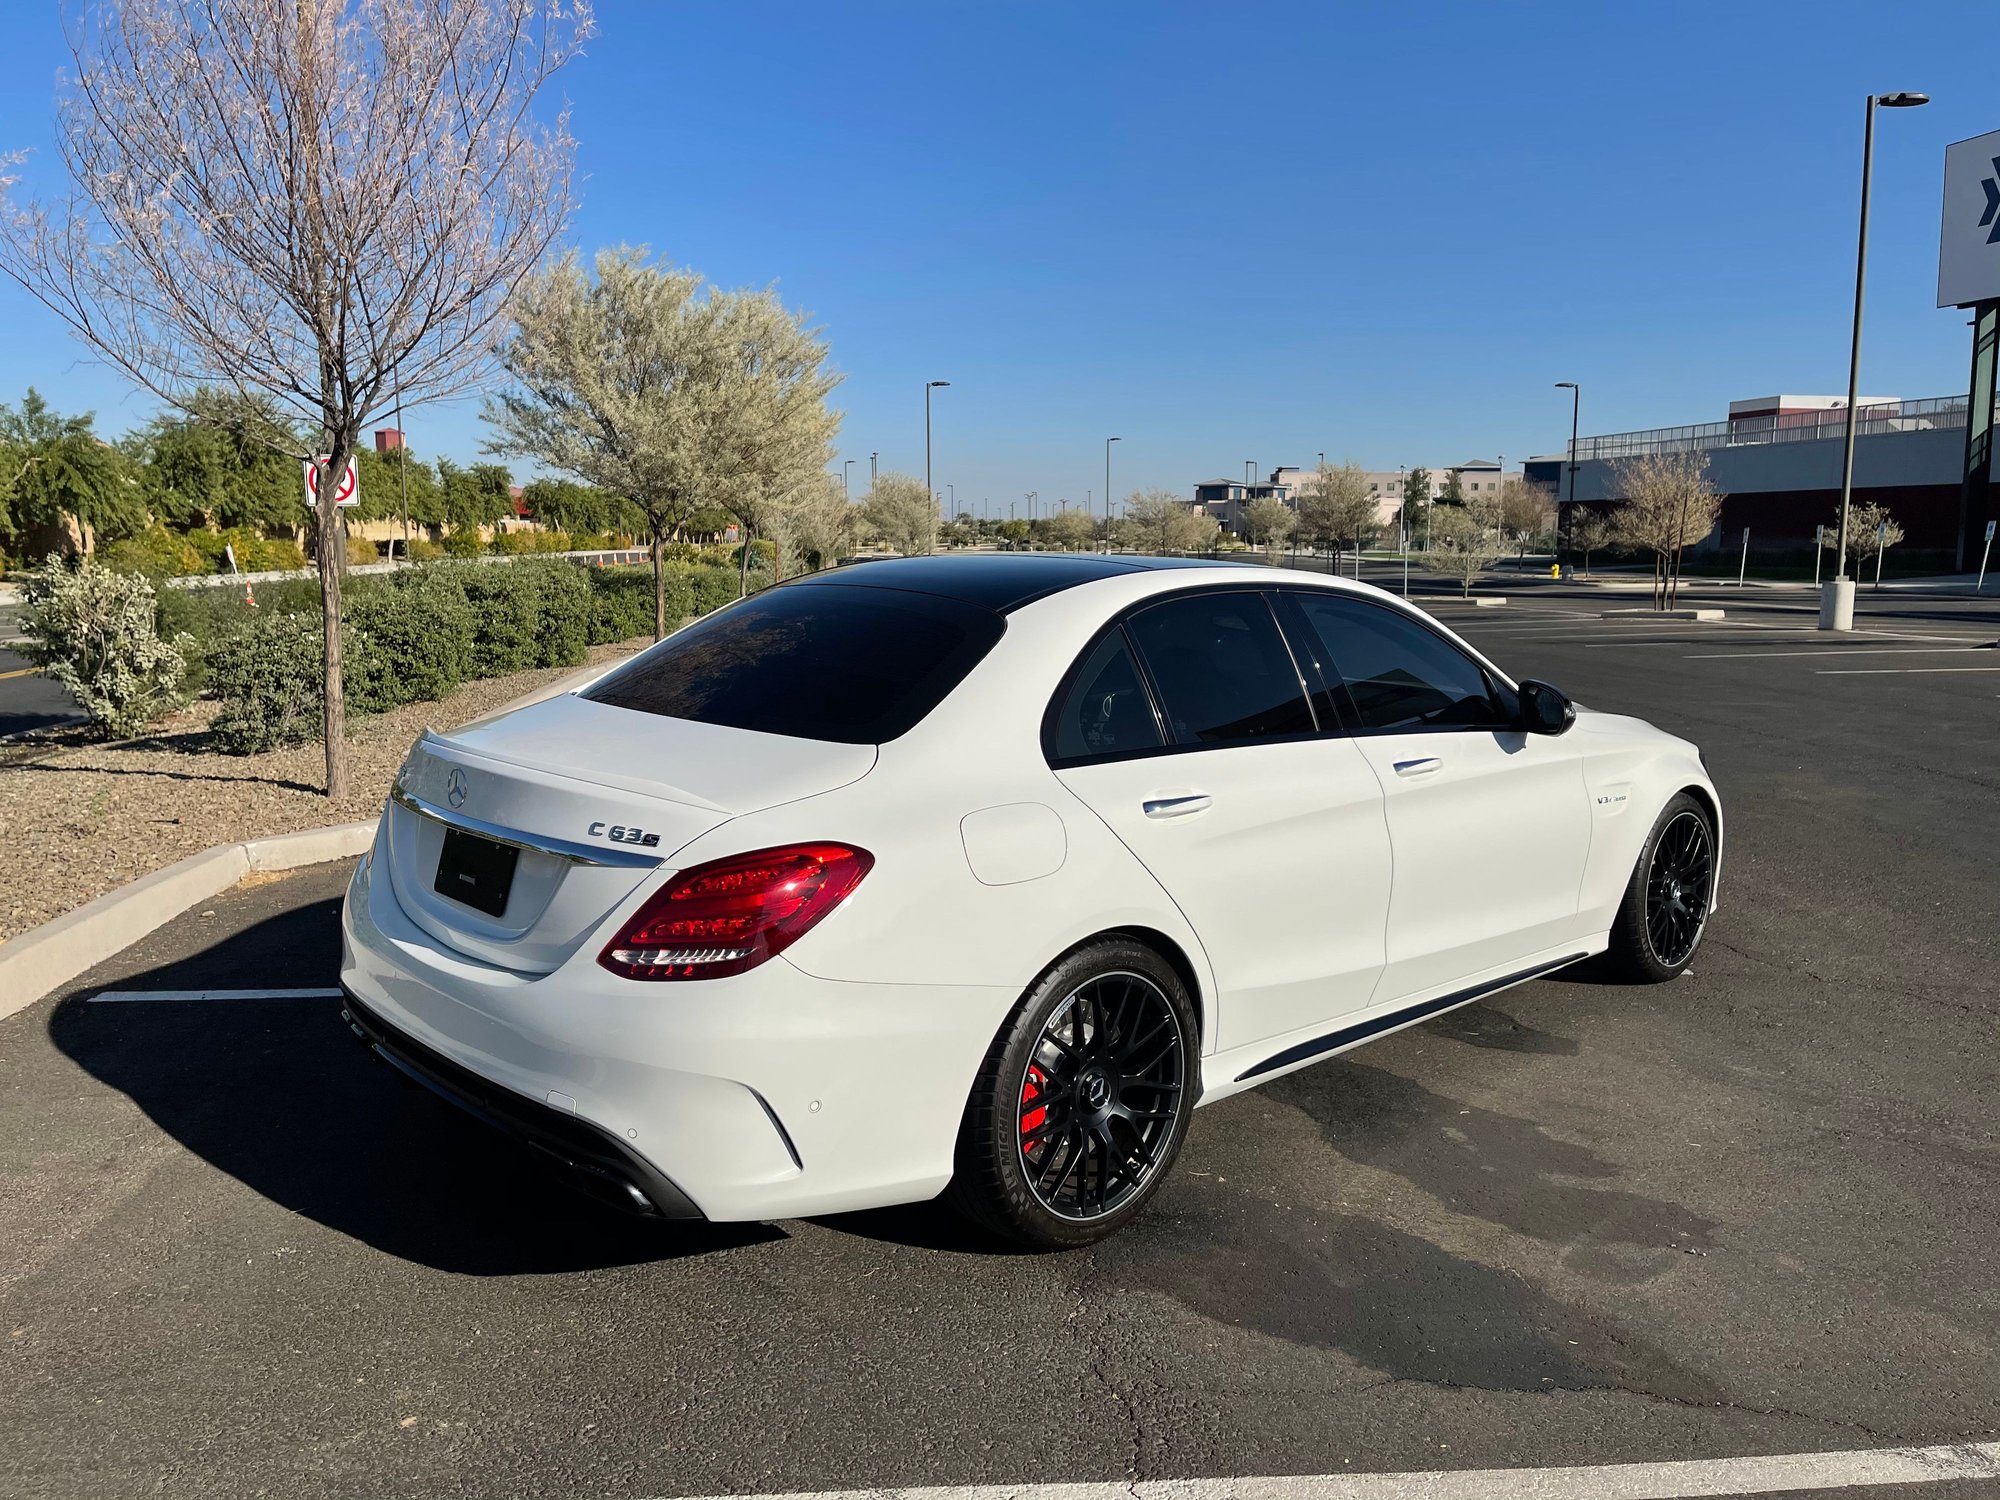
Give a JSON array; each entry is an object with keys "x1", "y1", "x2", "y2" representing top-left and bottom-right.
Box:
[{"x1": 3, "y1": 574, "x2": 1997, "y2": 1499}]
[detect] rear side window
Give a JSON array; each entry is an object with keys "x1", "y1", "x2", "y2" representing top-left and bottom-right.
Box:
[
  {"x1": 1125, "y1": 592, "x2": 1314, "y2": 745},
  {"x1": 1050, "y1": 629, "x2": 1164, "y2": 762},
  {"x1": 582, "y1": 583, "x2": 1004, "y2": 744},
  {"x1": 1289, "y1": 593, "x2": 1504, "y2": 731}
]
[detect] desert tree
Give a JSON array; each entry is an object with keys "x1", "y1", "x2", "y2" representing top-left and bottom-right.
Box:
[
  {"x1": 1428, "y1": 490, "x2": 1509, "y2": 597},
  {"x1": 784, "y1": 474, "x2": 860, "y2": 573},
  {"x1": 1496, "y1": 476, "x2": 1558, "y2": 567},
  {"x1": 0, "y1": 390, "x2": 144, "y2": 554},
  {"x1": 0, "y1": 0, "x2": 591, "y2": 797},
  {"x1": 1241, "y1": 495, "x2": 1296, "y2": 564},
  {"x1": 862, "y1": 472, "x2": 938, "y2": 557},
  {"x1": 1437, "y1": 468, "x2": 1466, "y2": 506},
  {"x1": 1401, "y1": 466, "x2": 1433, "y2": 541},
  {"x1": 1611, "y1": 450, "x2": 1722, "y2": 609},
  {"x1": 1040, "y1": 507, "x2": 1096, "y2": 552},
  {"x1": 1298, "y1": 461, "x2": 1377, "y2": 571},
  {"x1": 1119, "y1": 489, "x2": 1212, "y2": 555},
  {"x1": 1568, "y1": 507, "x2": 1616, "y2": 576},
  {"x1": 1822, "y1": 500, "x2": 1904, "y2": 588},
  {"x1": 486, "y1": 249, "x2": 841, "y2": 631}
]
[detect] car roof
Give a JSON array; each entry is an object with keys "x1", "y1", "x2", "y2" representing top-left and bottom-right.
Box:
[{"x1": 785, "y1": 553, "x2": 1237, "y2": 612}]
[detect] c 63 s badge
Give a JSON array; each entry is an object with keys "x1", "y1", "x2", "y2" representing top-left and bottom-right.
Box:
[{"x1": 588, "y1": 821, "x2": 662, "y2": 848}]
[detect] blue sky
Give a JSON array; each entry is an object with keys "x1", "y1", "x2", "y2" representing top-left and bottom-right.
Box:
[{"x1": 0, "y1": 1, "x2": 1992, "y2": 516}]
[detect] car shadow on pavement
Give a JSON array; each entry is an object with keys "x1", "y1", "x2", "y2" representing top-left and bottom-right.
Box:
[{"x1": 48, "y1": 901, "x2": 783, "y2": 1274}]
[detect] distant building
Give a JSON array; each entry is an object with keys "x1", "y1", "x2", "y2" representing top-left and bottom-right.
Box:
[
  {"x1": 1531, "y1": 392, "x2": 1985, "y2": 564},
  {"x1": 373, "y1": 428, "x2": 405, "y2": 453}
]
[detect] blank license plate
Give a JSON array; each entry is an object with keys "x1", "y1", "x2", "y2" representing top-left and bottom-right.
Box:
[{"x1": 434, "y1": 827, "x2": 519, "y2": 918}]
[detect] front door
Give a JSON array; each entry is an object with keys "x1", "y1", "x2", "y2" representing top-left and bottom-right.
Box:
[
  {"x1": 1277, "y1": 590, "x2": 1591, "y2": 1002},
  {"x1": 1050, "y1": 590, "x2": 1393, "y2": 1053}
]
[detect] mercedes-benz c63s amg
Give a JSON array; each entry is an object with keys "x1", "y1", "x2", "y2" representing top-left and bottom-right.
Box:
[{"x1": 341, "y1": 555, "x2": 1720, "y2": 1248}]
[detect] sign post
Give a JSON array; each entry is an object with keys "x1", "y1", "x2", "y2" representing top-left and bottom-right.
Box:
[
  {"x1": 1814, "y1": 525, "x2": 1824, "y2": 587},
  {"x1": 1979, "y1": 518, "x2": 1995, "y2": 593},
  {"x1": 1738, "y1": 527, "x2": 1750, "y2": 587},
  {"x1": 1874, "y1": 520, "x2": 1888, "y2": 590},
  {"x1": 1938, "y1": 129, "x2": 2000, "y2": 572}
]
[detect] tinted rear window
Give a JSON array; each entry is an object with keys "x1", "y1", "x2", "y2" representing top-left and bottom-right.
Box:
[{"x1": 581, "y1": 583, "x2": 1005, "y2": 743}]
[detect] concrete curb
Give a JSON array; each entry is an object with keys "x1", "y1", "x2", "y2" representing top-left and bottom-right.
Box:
[
  {"x1": 1602, "y1": 607, "x2": 1725, "y2": 621},
  {"x1": 0, "y1": 820, "x2": 377, "y2": 1024}
]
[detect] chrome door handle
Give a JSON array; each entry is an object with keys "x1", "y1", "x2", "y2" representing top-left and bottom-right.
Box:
[
  {"x1": 1142, "y1": 793, "x2": 1212, "y2": 819},
  {"x1": 1392, "y1": 757, "x2": 1443, "y2": 778}
]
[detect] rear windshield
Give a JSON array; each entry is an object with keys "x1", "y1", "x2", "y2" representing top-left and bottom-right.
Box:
[{"x1": 580, "y1": 581, "x2": 1006, "y2": 744}]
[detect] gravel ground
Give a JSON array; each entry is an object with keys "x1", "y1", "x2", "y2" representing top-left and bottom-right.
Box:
[{"x1": 0, "y1": 640, "x2": 647, "y2": 943}]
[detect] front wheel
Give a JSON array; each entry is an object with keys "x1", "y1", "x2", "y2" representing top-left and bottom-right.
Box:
[
  {"x1": 947, "y1": 940, "x2": 1198, "y2": 1250},
  {"x1": 1604, "y1": 793, "x2": 1716, "y2": 983}
]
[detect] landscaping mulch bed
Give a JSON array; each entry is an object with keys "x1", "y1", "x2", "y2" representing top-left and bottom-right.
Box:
[{"x1": 0, "y1": 639, "x2": 648, "y2": 944}]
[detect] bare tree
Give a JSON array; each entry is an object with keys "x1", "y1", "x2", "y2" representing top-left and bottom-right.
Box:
[
  {"x1": 1429, "y1": 491, "x2": 1509, "y2": 597},
  {"x1": 862, "y1": 472, "x2": 937, "y2": 557},
  {"x1": 0, "y1": 0, "x2": 590, "y2": 797},
  {"x1": 1611, "y1": 451, "x2": 1722, "y2": 609},
  {"x1": 1496, "y1": 477, "x2": 1558, "y2": 569},
  {"x1": 1568, "y1": 507, "x2": 1616, "y2": 576},
  {"x1": 487, "y1": 249, "x2": 841, "y2": 632},
  {"x1": 1241, "y1": 495, "x2": 1296, "y2": 565},
  {"x1": 1119, "y1": 489, "x2": 1214, "y2": 555},
  {"x1": 1040, "y1": 507, "x2": 1096, "y2": 552},
  {"x1": 1298, "y1": 461, "x2": 1377, "y2": 571},
  {"x1": 1822, "y1": 500, "x2": 1905, "y2": 589}
]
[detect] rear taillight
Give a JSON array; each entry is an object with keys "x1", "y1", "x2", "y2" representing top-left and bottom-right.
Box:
[{"x1": 597, "y1": 843, "x2": 873, "y2": 981}]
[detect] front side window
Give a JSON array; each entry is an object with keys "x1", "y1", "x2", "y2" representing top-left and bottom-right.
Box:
[
  {"x1": 1288, "y1": 593, "x2": 1505, "y2": 732},
  {"x1": 583, "y1": 582, "x2": 1004, "y2": 744},
  {"x1": 1049, "y1": 629, "x2": 1164, "y2": 762},
  {"x1": 1125, "y1": 592, "x2": 1314, "y2": 745}
]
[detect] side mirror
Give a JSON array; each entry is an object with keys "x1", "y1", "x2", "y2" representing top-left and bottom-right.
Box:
[{"x1": 1517, "y1": 679, "x2": 1575, "y2": 736}]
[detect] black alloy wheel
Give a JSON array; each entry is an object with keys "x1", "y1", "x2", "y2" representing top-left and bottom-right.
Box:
[
  {"x1": 1604, "y1": 792, "x2": 1716, "y2": 983},
  {"x1": 1016, "y1": 971, "x2": 1185, "y2": 1221},
  {"x1": 949, "y1": 939, "x2": 1198, "y2": 1249},
  {"x1": 1645, "y1": 809, "x2": 1713, "y2": 968}
]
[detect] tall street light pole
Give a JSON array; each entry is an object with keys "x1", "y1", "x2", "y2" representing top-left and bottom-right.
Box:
[
  {"x1": 925, "y1": 381, "x2": 950, "y2": 524},
  {"x1": 1824, "y1": 90, "x2": 1929, "y2": 632},
  {"x1": 843, "y1": 459, "x2": 854, "y2": 500},
  {"x1": 1556, "y1": 382, "x2": 1579, "y2": 575},
  {"x1": 1104, "y1": 436, "x2": 1120, "y2": 553}
]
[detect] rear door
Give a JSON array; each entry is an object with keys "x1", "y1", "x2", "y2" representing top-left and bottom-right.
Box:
[
  {"x1": 1050, "y1": 589, "x2": 1393, "y2": 1053},
  {"x1": 1276, "y1": 589, "x2": 1590, "y2": 1002}
]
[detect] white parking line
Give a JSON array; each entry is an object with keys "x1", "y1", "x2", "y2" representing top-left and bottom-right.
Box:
[
  {"x1": 87, "y1": 987, "x2": 342, "y2": 1003},
  {"x1": 1682, "y1": 647, "x2": 1990, "y2": 661},
  {"x1": 1817, "y1": 666, "x2": 2000, "y2": 676},
  {"x1": 660, "y1": 1441, "x2": 2000, "y2": 1500}
]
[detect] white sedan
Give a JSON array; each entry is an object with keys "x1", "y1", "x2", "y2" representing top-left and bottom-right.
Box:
[{"x1": 340, "y1": 556, "x2": 1720, "y2": 1248}]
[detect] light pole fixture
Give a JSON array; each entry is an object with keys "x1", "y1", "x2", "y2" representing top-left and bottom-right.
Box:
[
  {"x1": 1245, "y1": 459, "x2": 1255, "y2": 486},
  {"x1": 843, "y1": 459, "x2": 854, "y2": 500},
  {"x1": 947, "y1": 483, "x2": 955, "y2": 515},
  {"x1": 1104, "y1": 436, "x2": 1120, "y2": 553},
  {"x1": 1824, "y1": 89, "x2": 1929, "y2": 632},
  {"x1": 870, "y1": 451, "x2": 878, "y2": 485},
  {"x1": 924, "y1": 382, "x2": 950, "y2": 535},
  {"x1": 1556, "y1": 383, "x2": 1580, "y2": 575},
  {"x1": 1317, "y1": 451, "x2": 1325, "y2": 468}
]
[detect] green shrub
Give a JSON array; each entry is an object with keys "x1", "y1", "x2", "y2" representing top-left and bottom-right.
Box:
[
  {"x1": 523, "y1": 558, "x2": 591, "y2": 668},
  {"x1": 587, "y1": 566, "x2": 656, "y2": 643},
  {"x1": 349, "y1": 571, "x2": 474, "y2": 712},
  {"x1": 100, "y1": 523, "x2": 205, "y2": 579},
  {"x1": 441, "y1": 527, "x2": 484, "y2": 557},
  {"x1": 19, "y1": 554, "x2": 192, "y2": 737},
  {"x1": 207, "y1": 611, "x2": 323, "y2": 753},
  {"x1": 344, "y1": 533, "x2": 380, "y2": 567},
  {"x1": 450, "y1": 562, "x2": 542, "y2": 673},
  {"x1": 406, "y1": 537, "x2": 445, "y2": 561}
]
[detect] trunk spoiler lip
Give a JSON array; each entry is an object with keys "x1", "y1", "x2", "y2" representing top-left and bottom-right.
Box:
[
  {"x1": 387, "y1": 780, "x2": 665, "y2": 869},
  {"x1": 411, "y1": 725, "x2": 737, "y2": 814}
]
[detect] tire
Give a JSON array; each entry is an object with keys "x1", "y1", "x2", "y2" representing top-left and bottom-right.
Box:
[
  {"x1": 1603, "y1": 792, "x2": 1716, "y2": 983},
  {"x1": 947, "y1": 939, "x2": 1198, "y2": 1250}
]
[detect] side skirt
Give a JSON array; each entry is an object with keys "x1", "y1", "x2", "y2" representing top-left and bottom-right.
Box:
[{"x1": 1230, "y1": 952, "x2": 1590, "y2": 1084}]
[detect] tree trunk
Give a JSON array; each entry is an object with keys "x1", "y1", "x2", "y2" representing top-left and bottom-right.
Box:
[
  {"x1": 315, "y1": 432, "x2": 351, "y2": 801},
  {"x1": 650, "y1": 529, "x2": 665, "y2": 641},
  {"x1": 738, "y1": 524, "x2": 752, "y2": 599}
]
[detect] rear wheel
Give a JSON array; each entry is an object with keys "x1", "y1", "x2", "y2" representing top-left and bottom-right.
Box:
[
  {"x1": 1604, "y1": 793, "x2": 1716, "y2": 982},
  {"x1": 947, "y1": 940, "x2": 1197, "y2": 1249}
]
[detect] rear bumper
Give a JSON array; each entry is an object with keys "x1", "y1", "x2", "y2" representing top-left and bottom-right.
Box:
[
  {"x1": 341, "y1": 987, "x2": 703, "y2": 1219},
  {"x1": 338, "y1": 837, "x2": 1014, "y2": 1222}
]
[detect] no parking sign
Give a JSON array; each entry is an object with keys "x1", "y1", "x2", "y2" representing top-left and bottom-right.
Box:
[{"x1": 303, "y1": 455, "x2": 360, "y2": 509}]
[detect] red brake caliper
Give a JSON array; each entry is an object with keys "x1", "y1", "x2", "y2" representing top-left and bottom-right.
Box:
[{"x1": 1021, "y1": 1064, "x2": 1047, "y2": 1141}]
